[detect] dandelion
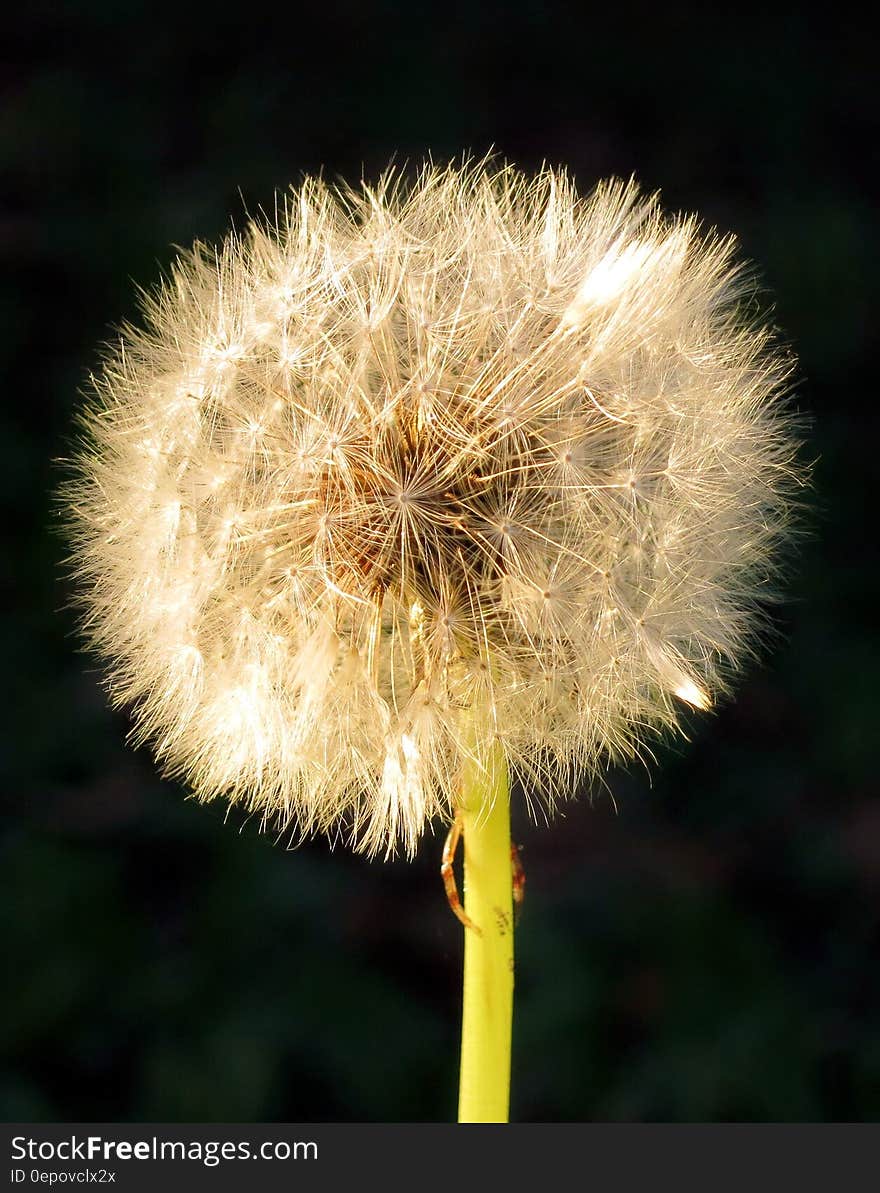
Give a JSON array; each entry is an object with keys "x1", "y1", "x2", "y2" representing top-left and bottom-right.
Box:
[{"x1": 62, "y1": 158, "x2": 804, "y2": 1121}]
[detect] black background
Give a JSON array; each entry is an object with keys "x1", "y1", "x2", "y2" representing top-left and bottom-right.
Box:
[{"x1": 2, "y1": 2, "x2": 877, "y2": 1121}]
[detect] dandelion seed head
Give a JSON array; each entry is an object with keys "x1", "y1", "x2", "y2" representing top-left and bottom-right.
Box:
[{"x1": 64, "y1": 158, "x2": 805, "y2": 855}]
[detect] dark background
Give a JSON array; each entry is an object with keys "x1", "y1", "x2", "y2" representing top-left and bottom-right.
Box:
[{"x1": 2, "y1": 2, "x2": 877, "y2": 1122}]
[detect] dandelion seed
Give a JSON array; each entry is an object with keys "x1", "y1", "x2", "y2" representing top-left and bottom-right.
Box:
[{"x1": 62, "y1": 158, "x2": 805, "y2": 857}]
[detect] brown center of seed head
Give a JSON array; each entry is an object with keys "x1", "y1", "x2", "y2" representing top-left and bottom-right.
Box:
[{"x1": 311, "y1": 385, "x2": 526, "y2": 619}]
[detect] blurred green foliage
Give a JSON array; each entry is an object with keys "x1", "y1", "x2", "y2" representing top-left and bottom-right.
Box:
[{"x1": 2, "y1": 1, "x2": 877, "y2": 1121}]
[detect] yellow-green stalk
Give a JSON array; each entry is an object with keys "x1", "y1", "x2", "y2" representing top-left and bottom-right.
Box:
[{"x1": 457, "y1": 738, "x2": 513, "y2": 1123}]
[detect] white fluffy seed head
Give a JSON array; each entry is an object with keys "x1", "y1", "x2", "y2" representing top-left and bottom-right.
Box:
[{"x1": 63, "y1": 159, "x2": 805, "y2": 856}]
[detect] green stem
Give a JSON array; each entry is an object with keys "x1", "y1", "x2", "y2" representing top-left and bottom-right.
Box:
[{"x1": 457, "y1": 738, "x2": 513, "y2": 1124}]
